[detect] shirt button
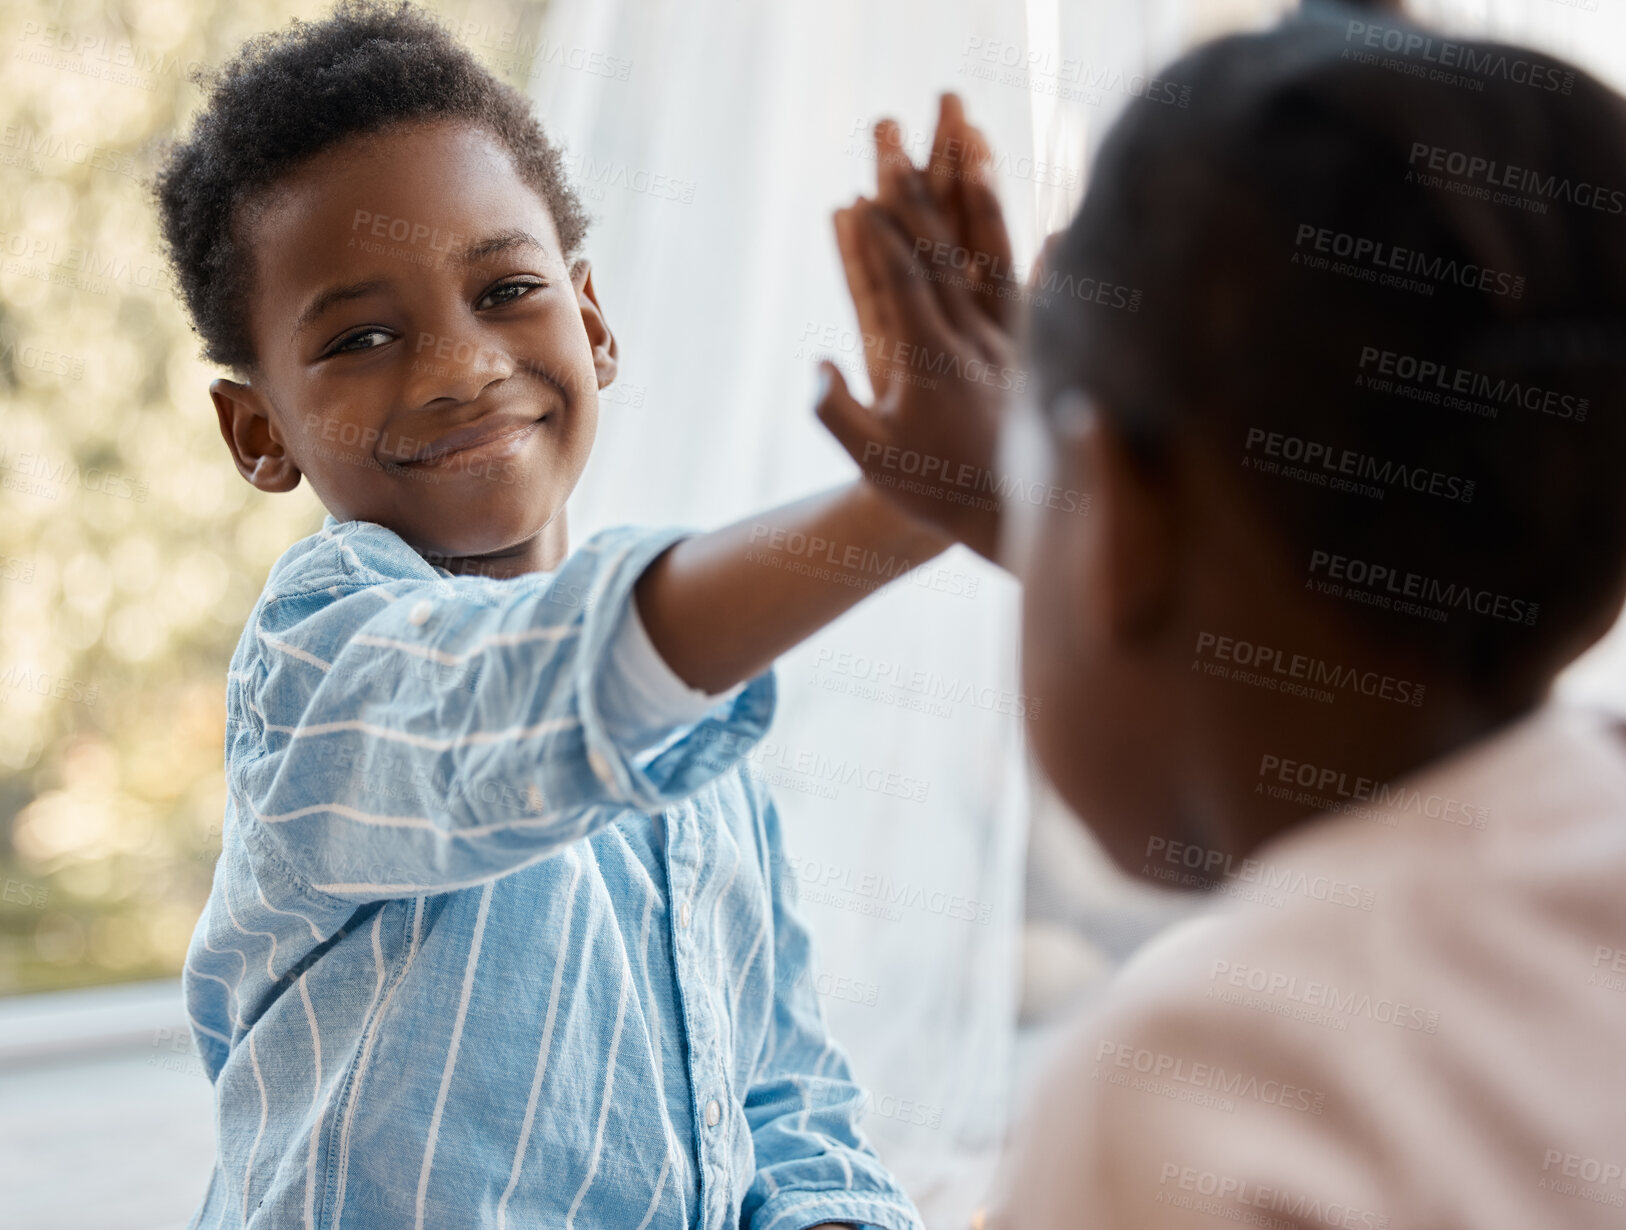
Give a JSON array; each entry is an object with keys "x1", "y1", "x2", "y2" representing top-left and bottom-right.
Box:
[
  {"x1": 408, "y1": 600, "x2": 432, "y2": 626},
  {"x1": 678, "y1": 900, "x2": 691, "y2": 929},
  {"x1": 704, "y1": 1099, "x2": 720, "y2": 1127}
]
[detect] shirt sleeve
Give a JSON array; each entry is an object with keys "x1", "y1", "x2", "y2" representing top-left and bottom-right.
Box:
[
  {"x1": 739, "y1": 794, "x2": 924, "y2": 1230},
  {"x1": 596, "y1": 583, "x2": 745, "y2": 753},
  {"x1": 231, "y1": 524, "x2": 775, "y2": 902}
]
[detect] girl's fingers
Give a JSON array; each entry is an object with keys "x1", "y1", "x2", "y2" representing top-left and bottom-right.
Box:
[
  {"x1": 957, "y1": 125, "x2": 1017, "y2": 329},
  {"x1": 873, "y1": 118, "x2": 918, "y2": 214},
  {"x1": 834, "y1": 203, "x2": 895, "y2": 393},
  {"x1": 813, "y1": 360, "x2": 890, "y2": 471},
  {"x1": 926, "y1": 93, "x2": 967, "y2": 217}
]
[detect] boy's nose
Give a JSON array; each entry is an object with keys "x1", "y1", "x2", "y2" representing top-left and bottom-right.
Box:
[{"x1": 405, "y1": 327, "x2": 516, "y2": 409}]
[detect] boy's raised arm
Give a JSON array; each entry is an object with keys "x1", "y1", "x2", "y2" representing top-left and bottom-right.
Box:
[
  {"x1": 635, "y1": 97, "x2": 1022, "y2": 696},
  {"x1": 634, "y1": 476, "x2": 948, "y2": 695}
]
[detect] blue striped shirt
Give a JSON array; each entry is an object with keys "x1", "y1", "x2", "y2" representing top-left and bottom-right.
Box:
[{"x1": 184, "y1": 515, "x2": 922, "y2": 1230}]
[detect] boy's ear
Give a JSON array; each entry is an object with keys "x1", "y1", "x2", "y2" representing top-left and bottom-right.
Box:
[
  {"x1": 571, "y1": 259, "x2": 619, "y2": 389},
  {"x1": 210, "y1": 378, "x2": 302, "y2": 493}
]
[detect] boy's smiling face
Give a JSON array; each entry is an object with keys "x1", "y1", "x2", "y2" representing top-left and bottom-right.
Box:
[{"x1": 211, "y1": 119, "x2": 615, "y2": 575}]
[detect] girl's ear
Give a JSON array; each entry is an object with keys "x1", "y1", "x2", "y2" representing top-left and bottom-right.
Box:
[
  {"x1": 210, "y1": 377, "x2": 302, "y2": 493},
  {"x1": 1062, "y1": 397, "x2": 1179, "y2": 648},
  {"x1": 571, "y1": 259, "x2": 619, "y2": 389}
]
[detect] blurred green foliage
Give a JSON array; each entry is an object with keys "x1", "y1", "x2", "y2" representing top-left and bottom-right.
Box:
[{"x1": 0, "y1": 0, "x2": 550, "y2": 993}]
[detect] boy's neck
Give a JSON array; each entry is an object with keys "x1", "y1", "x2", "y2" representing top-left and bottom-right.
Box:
[{"x1": 427, "y1": 513, "x2": 571, "y2": 579}]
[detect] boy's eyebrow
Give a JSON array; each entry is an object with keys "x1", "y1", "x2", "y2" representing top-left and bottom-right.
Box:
[
  {"x1": 461, "y1": 228, "x2": 549, "y2": 263},
  {"x1": 293, "y1": 277, "x2": 389, "y2": 339},
  {"x1": 292, "y1": 230, "x2": 553, "y2": 338}
]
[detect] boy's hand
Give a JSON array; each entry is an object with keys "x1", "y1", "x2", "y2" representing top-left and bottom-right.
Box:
[
  {"x1": 875, "y1": 94, "x2": 1016, "y2": 331},
  {"x1": 817, "y1": 194, "x2": 1017, "y2": 562},
  {"x1": 817, "y1": 97, "x2": 1020, "y2": 561}
]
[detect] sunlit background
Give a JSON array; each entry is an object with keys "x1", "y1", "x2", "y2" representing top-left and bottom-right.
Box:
[{"x1": 5, "y1": 0, "x2": 1626, "y2": 1226}]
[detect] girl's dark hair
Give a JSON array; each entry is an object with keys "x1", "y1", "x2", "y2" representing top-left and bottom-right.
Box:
[
  {"x1": 1035, "y1": 11, "x2": 1626, "y2": 695},
  {"x1": 153, "y1": 0, "x2": 589, "y2": 372}
]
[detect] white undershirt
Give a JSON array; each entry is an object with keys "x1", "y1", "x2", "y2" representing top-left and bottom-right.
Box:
[{"x1": 597, "y1": 594, "x2": 744, "y2": 753}]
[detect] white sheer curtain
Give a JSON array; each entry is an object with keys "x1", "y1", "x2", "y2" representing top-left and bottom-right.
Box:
[{"x1": 523, "y1": 0, "x2": 1297, "y2": 1224}]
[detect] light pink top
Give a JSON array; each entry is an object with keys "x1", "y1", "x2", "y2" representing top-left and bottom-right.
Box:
[{"x1": 988, "y1": 704, "x2": 1626, "y2": 1230}]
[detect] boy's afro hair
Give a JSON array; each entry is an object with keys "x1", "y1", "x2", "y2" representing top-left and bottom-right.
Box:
[{"x1": 153, "y1": 0, "x2": 590, "y2": 371}]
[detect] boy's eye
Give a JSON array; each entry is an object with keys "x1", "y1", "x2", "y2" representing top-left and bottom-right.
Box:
[
  {"x1": 477, "y1": 279, "x2": 545, "y2": 310},
  {"x1": 326, "y1": 327, "x2": 395, "y2": 356}
]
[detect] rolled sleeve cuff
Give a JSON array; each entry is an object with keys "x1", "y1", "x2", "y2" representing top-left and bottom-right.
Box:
[
  {"x1": 575, "y1": 525, "x2": 776, "y2": 812},
  {"x1": 748, "y1": 1193, "x2": 924, "y2": 1230}
]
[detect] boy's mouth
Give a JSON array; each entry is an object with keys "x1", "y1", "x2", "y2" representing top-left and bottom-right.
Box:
[{"x1": 396, "y1": 411, "x2": 549, "y2": 468}]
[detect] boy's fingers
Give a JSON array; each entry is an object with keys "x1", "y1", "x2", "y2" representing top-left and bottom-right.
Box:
[
  {"x1": 866, "y1": 183, "x2": 987, "y2": 342},
  {"x1": 859, "y1": 204, "x2": 978, "y2": 372},
  {"x1": 814, "y1": 360, "x2": 890, "y2": 472}
]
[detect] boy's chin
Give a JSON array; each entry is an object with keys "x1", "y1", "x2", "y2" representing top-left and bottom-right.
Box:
[{"x1": 382, "y1": 498, "x2": 568, "y2": 571}]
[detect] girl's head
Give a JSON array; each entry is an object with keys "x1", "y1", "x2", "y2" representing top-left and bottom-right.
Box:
[
  {"x1": 155, "y1": 0, "x2": 613, "y2": 569},
  {"x1": 1016, "y1": 13, "x2": 1626, "y2": 873}
]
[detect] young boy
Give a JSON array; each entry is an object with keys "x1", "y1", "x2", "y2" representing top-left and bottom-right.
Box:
[
  {"x1": 821, "y1": 14, "x2": 1626, "y2": 1230},
  {"x1": 157, "y1": 3, "x2": 939, "y2": 1227}
]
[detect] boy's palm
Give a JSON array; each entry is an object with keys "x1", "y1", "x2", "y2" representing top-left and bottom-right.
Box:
[{"x1": 817, "y1": 97, "x2": 1021, "y2": 560}]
